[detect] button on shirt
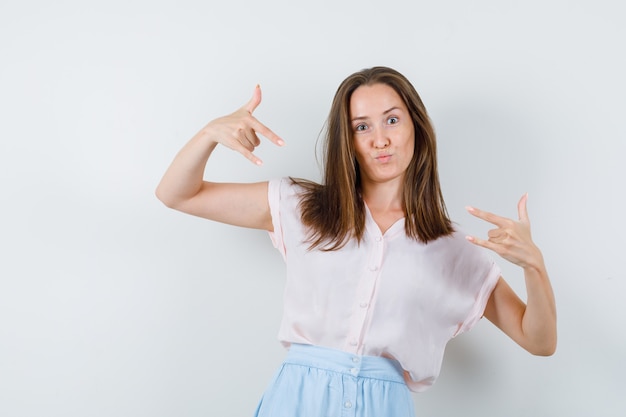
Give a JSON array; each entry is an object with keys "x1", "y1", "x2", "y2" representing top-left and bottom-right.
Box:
[{"x1": 268, "y1": 178, "x2": 501, "y2": 392}]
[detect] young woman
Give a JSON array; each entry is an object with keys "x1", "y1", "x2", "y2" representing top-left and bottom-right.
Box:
[{"x1": 156, "y1": 66, "x2": 556, "y2": 416}]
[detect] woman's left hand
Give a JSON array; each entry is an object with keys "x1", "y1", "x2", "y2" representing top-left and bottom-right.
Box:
[{"x1": 465, "y1": 194, "x2": 544, "y2": 271}]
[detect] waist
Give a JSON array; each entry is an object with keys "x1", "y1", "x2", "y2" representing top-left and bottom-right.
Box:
[{"x1": 285, "y1": 343, "x2": 405, "y2": 383}]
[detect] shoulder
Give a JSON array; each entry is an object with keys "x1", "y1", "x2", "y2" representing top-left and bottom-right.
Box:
[
  {"x1": 268, "y1": 177, "x2": 320, "y2": 211},
  {"x1": 269, "y1": 177, "x2": 300, "y2": 198},
  {"x1": 427, "y1": 228, "x2": 496, "y2": 269},
  {"x1": 425, "y1": 228, "x2": 468, "y2": 252}
]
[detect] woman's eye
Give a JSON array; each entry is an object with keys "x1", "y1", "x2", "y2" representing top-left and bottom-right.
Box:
[
  {"x1": 387, "y1": 117, "x2": 399, "y2": 124},
  {"x1": 355, "y1": 124, "x2": 367, "y2": 132}
]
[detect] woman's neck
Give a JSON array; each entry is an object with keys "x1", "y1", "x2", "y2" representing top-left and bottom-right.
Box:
[
  {"x1": 361, "y1": 180, "x2": 403, "y2": 212},
  {"x1": 361, "y1": 182, "x2": 404, "y2": 234}
]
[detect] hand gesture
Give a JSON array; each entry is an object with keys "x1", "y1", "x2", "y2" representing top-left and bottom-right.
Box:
[
  {"x1": 465, "y1": 194, "x2": 544, "y2": 271},
  {"x1": 204, "y1": 85, "x2": 284, "y2": 165}
]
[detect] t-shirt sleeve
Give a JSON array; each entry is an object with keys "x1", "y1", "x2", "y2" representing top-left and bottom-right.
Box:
[
  {"x1": 267, "y1": 177, "x2": 287, "y2": 260},
  {"x1": 454, "y1": 244, "x2": 502, "y2": 336}
]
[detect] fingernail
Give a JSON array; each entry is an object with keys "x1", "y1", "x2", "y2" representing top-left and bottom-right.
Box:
[
  {"x1": 465, "y1": 206, "x2": 474, "y2": 212},
  {"x1": 465, "y1": 235, "x2": 475, "y2": 242},
  {"x1": 277, "y1": 138, "x2": 285, "y2": 146}
]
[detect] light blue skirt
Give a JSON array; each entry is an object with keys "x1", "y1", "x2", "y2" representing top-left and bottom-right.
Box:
[{"x1": 254, "y1": 344, "x2": 416, "y2": 417}]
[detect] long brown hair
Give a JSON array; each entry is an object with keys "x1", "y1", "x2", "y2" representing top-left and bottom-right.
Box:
[{"x1": 293, "y1": 66, "x2": 453, "y2": 250}]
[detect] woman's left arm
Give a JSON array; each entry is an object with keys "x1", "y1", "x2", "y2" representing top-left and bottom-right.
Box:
[{"x1": 466, "y1": 194, "x2": 557, "y2": 356}]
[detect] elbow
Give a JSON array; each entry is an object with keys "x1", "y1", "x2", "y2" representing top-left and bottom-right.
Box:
[
  {"x1": 528, "y1": 337, "x2": 557, "y2": 357},
  {"x1": 532, "y1": 345, "x2": 556, "y2": 357},
  {"x1": 155, "y1": 186, "x2": 179, "y2": 209}
]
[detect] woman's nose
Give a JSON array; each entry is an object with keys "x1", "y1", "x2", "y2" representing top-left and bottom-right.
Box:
[{"x1": 373, "y1": 130, "x2": 389, "y2": 148}]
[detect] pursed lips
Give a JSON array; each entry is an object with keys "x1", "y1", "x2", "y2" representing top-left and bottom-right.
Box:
[{"x1": 375, "y1": 153, "x2": 392, "y2": 163}]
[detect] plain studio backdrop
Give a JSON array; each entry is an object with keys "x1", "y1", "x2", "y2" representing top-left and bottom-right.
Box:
[{"x1": 1, "y1": 0, "x2": 624, "y2": 416}]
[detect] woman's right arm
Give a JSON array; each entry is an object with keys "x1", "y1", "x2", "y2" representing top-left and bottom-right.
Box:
[{"x1": 155, "y1": 85, "x2": 284, "y2": 231}]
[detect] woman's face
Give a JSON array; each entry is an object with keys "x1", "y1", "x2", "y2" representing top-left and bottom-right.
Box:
[{"x1": 350, "y1": 83, "x2": 415, "y2": 189}]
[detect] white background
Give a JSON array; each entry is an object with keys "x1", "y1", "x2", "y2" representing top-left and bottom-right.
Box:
[{"x1": 1, "y1": 0, "x2": 625, "y2": 416}]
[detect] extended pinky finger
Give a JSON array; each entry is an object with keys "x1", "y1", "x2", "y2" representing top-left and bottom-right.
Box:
[
  {"x1": 245, "y1": 151, "x2": 263, "y2": 166},
  {"x1": 466, "y1": 235, "x2": 497, "y2": 252},
  {"x1": 231, "y1": 142, "x2": 263, "y2": 166}
]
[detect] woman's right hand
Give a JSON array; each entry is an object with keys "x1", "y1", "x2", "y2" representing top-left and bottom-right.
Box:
[
  {"x1": 156, "y1": 85, "x2": 282, "y2": 230},
  {"x1": 202, "y1": 85, "x2": 284, "y2": 165}
]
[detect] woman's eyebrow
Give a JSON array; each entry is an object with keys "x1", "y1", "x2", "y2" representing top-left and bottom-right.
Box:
[
  {"x1": 351, "y1": 107, "x2": 402, "y2": 122},
  {"x1": 383, "y1": 106, "x2": 401, "y2": 115}
]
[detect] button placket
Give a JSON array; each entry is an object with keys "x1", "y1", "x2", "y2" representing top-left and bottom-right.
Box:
[{"x1": 345, "y1": 232, "x2": 384, "y2": 353}]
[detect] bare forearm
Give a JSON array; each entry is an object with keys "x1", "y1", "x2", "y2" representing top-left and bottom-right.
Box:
[
  {"x1": 521, "y1": 262, "x2": 557, "y2": 355},
  {"x1": 155, "y1": 130, "x2": 217, "y2": 208}
]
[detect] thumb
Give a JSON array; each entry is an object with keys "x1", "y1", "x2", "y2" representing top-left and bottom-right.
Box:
[
  {"x1": 244, "y1": 84, "x2": 262, "y2": 114},
  {"x1": 518, "y1": 193, "x2": 530, "y2": 223}
]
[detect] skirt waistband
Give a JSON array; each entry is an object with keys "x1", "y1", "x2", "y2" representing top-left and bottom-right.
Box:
[{"x1": 284, "y1": 343, "x2": 405, "y2": 384}]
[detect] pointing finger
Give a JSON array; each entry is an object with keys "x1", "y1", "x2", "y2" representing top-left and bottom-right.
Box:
[
  {"x1": 465, "y1": 206, "x2": 507, "y2": 227},
  {"x1": 242, "y1": 86, "x2": 285, "y2": 147},
  {"x1": 249, "y1": 115, "x2": 285, "y2": 146}
]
